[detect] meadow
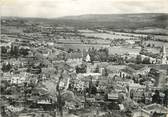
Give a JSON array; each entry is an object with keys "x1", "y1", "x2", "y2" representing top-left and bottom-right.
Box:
[
  {"x1": 55, "y1": 43, "x2": 141, "y2": 55},
  {"x1": 81, "y1": 32, "x2": 139, "y2": 40},
  {"x1": 144, "y1": 40, "x2": 168, "y2": 47},
  {"x1": 56, "y1": 38, "x2": 110, "y2": 44}
]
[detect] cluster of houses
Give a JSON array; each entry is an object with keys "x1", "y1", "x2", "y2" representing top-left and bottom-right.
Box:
[{"x1": 1, "y1": 19, "x2": 168, "y2": 117}]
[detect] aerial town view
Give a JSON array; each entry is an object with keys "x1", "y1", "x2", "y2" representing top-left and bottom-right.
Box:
[{"x1": 1, "y1": 0, "x2": 168, "y2": 117}]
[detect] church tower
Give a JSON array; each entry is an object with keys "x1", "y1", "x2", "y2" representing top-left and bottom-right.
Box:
[{"x1": 160, "y1": 46, "x2": 167, "y2": 64}]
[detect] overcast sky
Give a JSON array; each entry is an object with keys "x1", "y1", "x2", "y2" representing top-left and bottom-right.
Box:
[{"x1": 1, "y1": 0, "x2": 168, "y2": 18}]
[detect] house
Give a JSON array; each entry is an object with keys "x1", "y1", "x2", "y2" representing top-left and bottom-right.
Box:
[
  {"x1": 86, "y1": 63, "x2": 97, "y2": 73},
  {"x1": 85, "y1": 54, "x2": 91, "y2": 62},
  {"x1": 128, "y1": 64, "x2": 150, "y2": 75},
  {"x1": 121, "y1": 64, "x2": 150, "y2": 78},
  {"x1": 152, "y1": 113, "x2": 168, "y2": 117},
  {"x1": 144, "y1": 103, "x2": 168, "y2": 114},
  {"x1": 66, "y1": 52, "x2": 83, "y2": 67},
  {"x1": 128, "y1": 82, "x2": 146, "y2": 99},
  {"x1": 107, "y1": 65, "x2": 126, "y2": 78},
  {"x1": 37, "y1": 47, "x2": 52, "y2": 57},
  {"x1": 40, "y1": 26, "x2": 53, "y2": 33},
  {"x1": 133, "y1": 104, "x2": 168, "y2": 117},
  {"x1": 132, "y1": 108, "x2": 151, "y2": 117},
  {"x1": 160, "y1": 46, "x2": 168, "y2": 64},
  {"x1": 77, "y1": 73, "x2": 101, "y2": 82},
  {"x1": 148, "y1": 68, "x2": 168, "y2": 87},
  {"x1": 18, "y1": 114, "x2": 34, "y2": 117},
  {"x1": 2, "y1": 72, "x2": 12, "y2": 82},
  {"x1": 6, "y1": 105, "x2": 24, "y2": 113},
  {"x1": 10, "y1": 72, "x2": 28, "y2": 84},
  {"x1": 107, "y1": 92, "x2": 119, "y2": 101},
  {"x1": 28, "y1": 66, "x2": 41, "y2": 74}
]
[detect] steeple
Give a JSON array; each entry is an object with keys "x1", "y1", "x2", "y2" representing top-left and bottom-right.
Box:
[
  {"x1": 162, "y1": 46, "x2": 166, "y2": 55},
  {"x1": 160, "y1": 45, "x2": 167, "y2": 64}
]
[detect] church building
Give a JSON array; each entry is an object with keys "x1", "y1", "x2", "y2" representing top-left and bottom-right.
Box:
[{"x1": 160, "y1": 46, "x2": 168, "y2": 64}]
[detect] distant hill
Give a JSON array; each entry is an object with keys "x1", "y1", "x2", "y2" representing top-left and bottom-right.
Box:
[
  {"x1": 56, "y1": 13, "x2": 168, "y2": 29},
  {"x1": 2, "y1": 13, "x2": 168, "y2": 30}
]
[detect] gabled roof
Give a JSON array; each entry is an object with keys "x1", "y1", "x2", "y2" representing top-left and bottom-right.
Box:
[
  {"x1": 144, "y1": 103, "x2": 168, "y2": 113},
  {"x1": 149, "y1": 64, "x2": 168, "y2": 70},
  {"x1": 122, "y1": 64, "x2": 149, "y2": 75},
  {"x1": 66, "y1": 52, "x2": 83, "y2": 59},
  {"x1": 128, "y1": 64, "x2": 147, "y2": 71},
  {"x1": 133, "y1": 108, "x2": 151, "y2": 115},
  {"x1": 121, "y1": 67, "x2": 135, "y2": 75}
]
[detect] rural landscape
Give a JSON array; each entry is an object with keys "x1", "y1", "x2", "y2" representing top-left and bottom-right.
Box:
[{"x1": 1, "y1": 2, "x2": 168, "y2": 117}]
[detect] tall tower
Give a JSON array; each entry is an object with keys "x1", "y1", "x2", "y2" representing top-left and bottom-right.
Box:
[{"x1": 160, "y1": 46, "x2": 167, "y2": 64}]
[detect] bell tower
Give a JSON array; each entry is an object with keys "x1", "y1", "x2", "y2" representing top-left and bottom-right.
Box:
[{"x1": 160, "y1": 46, "x2": 167, "y2": 64}]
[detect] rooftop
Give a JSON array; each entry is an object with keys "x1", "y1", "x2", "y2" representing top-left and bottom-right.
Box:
[
  {"x1": 144, "y1": 103, "x2": 168, "y2": 113},
  {"x1": 128, "y1": 64, "x2": 147, "y2": 71},
  {"x1": 66, "y1": 52, "x2": 83, "y2": 59}
]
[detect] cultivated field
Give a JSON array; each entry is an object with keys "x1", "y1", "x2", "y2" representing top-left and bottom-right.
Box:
[{"x1": 81, "y1": 32, "x2": 140, "y2": 40}]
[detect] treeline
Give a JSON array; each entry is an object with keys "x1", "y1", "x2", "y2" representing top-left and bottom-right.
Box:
[
  {"x1": 1, "y1": 44, "x2": 30, "y2": 58},
  {"x1": 87, "y1": 47, "x2": 125, "y2": 64},
  {"x1": 88, "y1": 48, "x2": 109, "y2": 62},
  {"x1": 140, "y1": 48, "x2": 159, "y2": 59}
]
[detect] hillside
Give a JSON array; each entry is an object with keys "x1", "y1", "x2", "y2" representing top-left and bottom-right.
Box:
[
  {"x1": 2, "y1": 13, "x2": 168, "y2": 34},
  {"x1": 56, "y1": 13, "x2": 168, "y2": 29}
]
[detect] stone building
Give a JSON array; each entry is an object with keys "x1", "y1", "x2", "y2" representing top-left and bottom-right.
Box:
[{"x1": 160, "y1": 46, "x2": 168, "y2": 64}]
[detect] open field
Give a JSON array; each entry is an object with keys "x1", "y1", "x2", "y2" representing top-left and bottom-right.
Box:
[
  {"x1": 135, "y1": 28, "x2": 168, "y2": 35},
  {"x1": 81, "y1": 32, "x2": 137, "y2": 40},
  {"x1": 80, "y1": 30, "x2": 144, "y2": 40},
  {"x1": 106, "y1": 31, "x2": 147, "y2": 37},
  {"x1": 144, "y1": 40, "x2": 168, "y2": 47},
  {"x1": 55, "y1": 43, "x2": 141, "y2": 55},
  {"x1": 55, "y1": 43, "x2": 110, "y2": 50},
  {"x1": 154, "y1": 35, "x2": 168, "y2": 40},
  {"x1": 108, "y1": 46, "x2": 141, "y2": 55},
  {"x1": 56, "y1": 39, "x2": 111, "y2": 44}
]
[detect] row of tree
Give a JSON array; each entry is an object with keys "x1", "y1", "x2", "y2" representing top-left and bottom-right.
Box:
[
  {"x1": 1, "y1": 63, "x2": 12, "y2": 72},
  {"x1": 136, "y1": 55, "x2": 151, "y2": 64},
  {"x1": 1, "y1": 45, "x2": 30, "y2": 57},
  {"x1": 88, "y1": 47, "x2": 109, "y2": 62},
  {"x1": 152, "y1": 90, "x2": 168, "y2": 106}
]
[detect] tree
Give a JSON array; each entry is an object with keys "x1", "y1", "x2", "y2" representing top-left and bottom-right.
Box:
[
  {"x1": 76, "y1": 64, "x2": 87, "y2": 73},
  {"x1": 56, "y1": 70, "x2": 64, "y2": 117},
  {"x1": 10, "y1": 44, "x2": 19, "y2": 57},
  {"x1": 1, "y1": 63, "x2": 12, "y2": 72},
  {"x1": 136, "y1": 55, "x2": 142, "y2": 64},
  {"x1": 152, "y1": 90, "x2": 161, "y2": 104},
  {"x1": 142, "y1": 57, "x2": 151, "y2": 64},
  {"x1": 1, "y1": 80, "x2": 10, "y2": 94},
  {"x1": 77, "y1": 49, "x2": 81, "y2": 53},
  {"x1": 97, "y1": 48, "x2": 109, "y2": 62},
  {"x1": 104, "y1": 68, "x2": 108, "y2": 76},
  {"x1": 88, "y1": 47, "x2": 97, "y2": 62},
  {"x1": 141, "y1": 93, "x2": 146, "y2": 104},
  {"x1": 147, "y1": 43, "x2": 151, "y2": 47},
  {"x1": 94, "y1": 65, "x2": 99, "y2": 73},
  {"x1": 163, "y1": 89, "x2": 168, "y2": 107},
  {"x1": 43, "y1": 64, "x2": 77, "y2": 117},
  {"x1": 19, "y1": 48, "x2": 29, "y2": 56},
  {"x1": 1, "y1": 46, "x2": 7, "y2": 54},
  {"x1": 67, "y1": 48, "x2": 74, "y2": 53},
  {"x1": 88, "y1": 76, "x2": 93, "y2": 97}
]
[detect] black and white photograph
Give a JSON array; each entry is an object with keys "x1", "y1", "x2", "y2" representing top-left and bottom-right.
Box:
[{"x1": 1, "y1": 0, "x2": 168, "y2": 117}]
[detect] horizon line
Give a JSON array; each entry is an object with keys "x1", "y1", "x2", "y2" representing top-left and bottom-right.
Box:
[{"x1": 1, "y1": 12, "x2": 168, "y2": 19}]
